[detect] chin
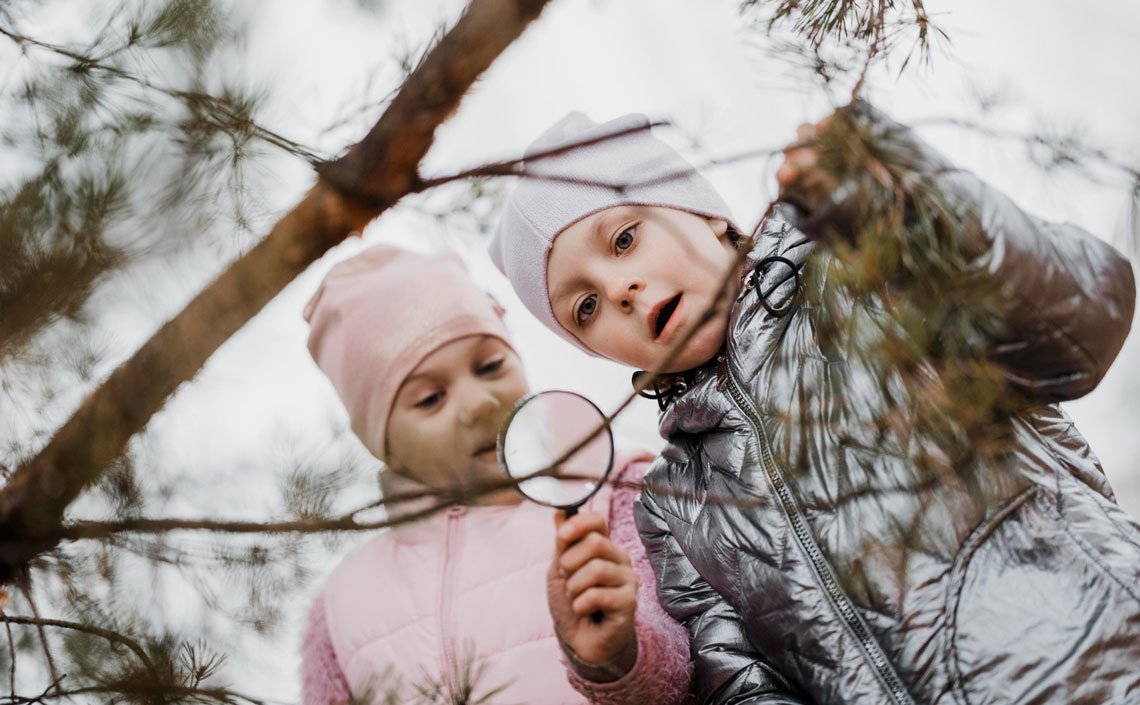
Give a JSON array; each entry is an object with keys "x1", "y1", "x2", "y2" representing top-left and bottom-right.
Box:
[{"x1": 661, "y1": 320, "x2": 728, "y2": 373}]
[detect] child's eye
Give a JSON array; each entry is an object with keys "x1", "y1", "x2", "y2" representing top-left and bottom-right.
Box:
[
  {"x1": 614, "y1": 226, "x2": 636, "y2": 254},
  {"x1": 414, "y1": 391, "x2": 444, "y2": 409},
  {"x1": 574, "y1": 294, "x2": 598, "y2": 326},
  {"x1": 477, "y1": 357, "x2": 504, "y2": 376}
]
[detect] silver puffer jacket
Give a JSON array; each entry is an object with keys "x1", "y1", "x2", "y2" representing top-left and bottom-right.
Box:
[{"x1": 636, "y1": 115, "x2": 1140, "y2": 705}]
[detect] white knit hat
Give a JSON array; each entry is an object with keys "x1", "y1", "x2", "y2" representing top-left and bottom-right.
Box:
[{"x1": 489, "y1": 112, "x2": 740, "y2": 355}]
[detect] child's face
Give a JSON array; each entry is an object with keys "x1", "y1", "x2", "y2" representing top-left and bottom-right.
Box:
[
  {"x1": 385, "y1": 335, "x2": 528, "y2": 503},
  {"x1": 546, "y1": 205, "x2": 739, "y2": 373}
]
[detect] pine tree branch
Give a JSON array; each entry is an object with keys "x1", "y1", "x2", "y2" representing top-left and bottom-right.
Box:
[
  {"x1": 0, "y1": 615, "x2": 158, "y2": 684},
  {"x1": 53, "y1": 473, "x2": 778, "y2": 544},
  {"x1": 0, "y1": 0, "x2": 554, "y2": 585},
  {"x1": 59, "y1": 514, "x2": 420, "y2": 539},
  {"x1": 3, "y1": 684, "x2": 271, "y2": 705},
  {"x1": 1, "y1": 675, "x2": 66, "y2": 705},
  {"x1": 0, "y1": 24, "x2": 322, "y2": 163},
  {"x1": 17, "y1": 582, "x2": 60, "y2": 694}
]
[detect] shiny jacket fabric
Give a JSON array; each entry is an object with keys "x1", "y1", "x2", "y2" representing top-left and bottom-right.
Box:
[{"x1": 636, "y1": 117, "x2": 1140, "y2": 705}]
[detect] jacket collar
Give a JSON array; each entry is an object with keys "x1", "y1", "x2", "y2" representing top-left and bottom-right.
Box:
[{"x1": 656, "y1": 206, "x2": 814, "y2": 440}]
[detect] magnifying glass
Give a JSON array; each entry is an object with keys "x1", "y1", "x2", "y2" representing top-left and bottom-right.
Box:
[{"x1": 496, "y1": 390, "x2": 614, "y2": 518}]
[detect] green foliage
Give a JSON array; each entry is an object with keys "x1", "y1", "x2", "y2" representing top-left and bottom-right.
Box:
[
  {"x1": 740, "y1": 0, "x2": 949, "y2": 95},
  {"x1": 746, "y1": 0, "x2": 946, "y2": 60},
  {"x1": 412, "y1": 643, "x2": 511, "y2": 705},
  {"x1": 139, "y1": 0, "x2": 226, "y2": 56},
  {"x1": 1, "y1": 2, "x2": 1135, "y2": 705},
  {"x1": 775, "y1": 103, "x2": 1050, "y2": 601},
  {"x1": 0, "y1": 1, "x2": 340, "y2": 700}
]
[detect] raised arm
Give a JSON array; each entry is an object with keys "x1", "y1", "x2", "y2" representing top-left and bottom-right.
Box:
[
  {"x1": 636, "y1": 486, "x2": 814, "y2": 705},
  {"x1": 781, "y1": 101, "x2": 1136, "y2": 403},
  {"x1": 919, "y1": 168, "x2": 1134, "y2": 401}
]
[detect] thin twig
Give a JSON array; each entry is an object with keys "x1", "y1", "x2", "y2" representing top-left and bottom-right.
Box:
[
  {"x1": 0, "y1": 24, "x2": 324, "y2": 163},
  {"x1": 2, "y1": 675, "x2": 66, "y2": 705},
  {"x1": 413, "y1": 120, "x2": 668, "y2": 193},
  {"x1": 16, "y1": 581, "x2": 59, "y2": 692},
  {"x1": 907, "y1": 116, "x2": 1140, "y2": 181},
  {"x1": 54, "y1": 469, "x2": 779, "y2": 542},
  {"x1": 4, "y1": 620, "x2": 14, "y2": 699},
  {"x1": 416, "y1": 123, "x2": 786, "y2": 198},
  {"x1": 0, "y1": 615, "x2": 158, "y2": 684},
  {"x1": 849, "y1": 1, "x2": 887, "y2": 102},
  {"x1": 2, "y1": 682, "x2": 273, "y2": 705}
]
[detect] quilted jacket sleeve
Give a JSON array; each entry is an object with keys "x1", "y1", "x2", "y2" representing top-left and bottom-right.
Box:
[
  {"x1": 798, "y1": 101, "x2": 1136, "y2": 403},
  {"x1": 300, "y1": 592, "x2": 352, "y2": 705},
  {"x1": 566, "y1": 460, "x2": 695, "y2": 705},
  {"x1": 635, "y1": 486, "x2": 814, "y2": 705}
]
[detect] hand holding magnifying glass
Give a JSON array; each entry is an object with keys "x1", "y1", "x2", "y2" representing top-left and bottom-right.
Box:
[{"x1": 497, "y1": 391, "x2": 623, "y2": 630}]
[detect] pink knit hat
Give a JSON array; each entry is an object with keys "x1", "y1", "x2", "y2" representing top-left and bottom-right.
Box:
[
  {"x1": 489, "y1": 112, "x2": 740, "y2": 355},
  {"x1": 303, "y1": 246, "x2": 512, "y2": 461}
]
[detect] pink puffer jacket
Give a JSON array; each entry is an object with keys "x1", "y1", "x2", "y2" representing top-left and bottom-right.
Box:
[{"x1": 300, "y1": 453, "x2": 692, "y2": 705}]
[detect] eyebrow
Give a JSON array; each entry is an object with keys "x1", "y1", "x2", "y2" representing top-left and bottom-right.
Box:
[
  {"x1": 396, "y1": 373, "x2": 434, "y2": 400},
  {"x1": 401, "y1": 372, "x2": 430, "y2": 385},
  {"x1": 397, "y1": 337, "x2": 503, "y2": 391},
  {"x1": 590, "y1": 209, "x2": 611, "y2": 247}
]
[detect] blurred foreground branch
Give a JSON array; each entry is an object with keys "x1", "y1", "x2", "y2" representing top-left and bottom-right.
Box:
[{"x1": 0, "y1": 0, "x2": 553, "y2": 585}]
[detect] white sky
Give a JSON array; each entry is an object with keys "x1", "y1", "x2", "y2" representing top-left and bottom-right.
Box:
[{"x1": 4, "y1": 0, "x2": 1140, "y2": 698}]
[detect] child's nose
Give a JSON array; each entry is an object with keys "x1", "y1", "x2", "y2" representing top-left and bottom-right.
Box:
[
  {"x1": 604, "y1": 277, "x2": 644, "y2": 310},
  {"x1": 458, "y1": 387, "x2": 501, "y2": 427}
]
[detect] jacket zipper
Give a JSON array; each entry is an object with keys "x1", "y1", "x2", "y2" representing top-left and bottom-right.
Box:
[
  {"x1": 438, "y1": 506, "x2": 464, "y2": 700},
  {"x1": 721, "y1": 364, "x2": 915, "y2": 705}
]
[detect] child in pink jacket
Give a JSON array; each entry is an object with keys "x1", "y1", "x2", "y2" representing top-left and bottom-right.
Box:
[{"x1": 299, "y1": 245, "x2": 692, "y2": 705}]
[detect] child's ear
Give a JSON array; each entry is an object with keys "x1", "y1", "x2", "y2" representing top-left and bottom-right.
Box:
[{"x1": 708, "y1": 218, "x2": 729, "y2": 238}]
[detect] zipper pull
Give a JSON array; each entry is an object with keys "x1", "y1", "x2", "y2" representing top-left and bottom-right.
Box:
[{"x1": 716, "y1": 352, "x2": 728, "y2": 391}]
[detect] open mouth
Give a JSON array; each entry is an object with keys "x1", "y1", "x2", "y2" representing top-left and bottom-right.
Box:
[{"x1": 653, "y1": 293, "x2": 682, "y2": 338}]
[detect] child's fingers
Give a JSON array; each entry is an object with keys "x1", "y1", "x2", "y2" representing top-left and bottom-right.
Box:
[
  {"x1": 776, "y1": 161, "x2": 799, "y2": 188},
  {"x1": 796, "y1": 115, "x2": 833, "y2": 141},
  {"x1": 784, "y1": 145, "x2": 819, "y2": 170},
  {"x1": 565, "y1": 558, "x2": 636, "y2": 601},
  {"x1": 559, "y1": 531, "x2": 630, "y2": 576},
  {"x1": 571, "y1": 583, "x2": 638, "y2": 619},
  {"x1": 554, "y1": 511, "x2": 609, "y2": 553}
]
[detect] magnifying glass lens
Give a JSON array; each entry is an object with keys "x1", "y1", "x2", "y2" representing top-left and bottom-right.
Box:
[{"x1": 498, "y1": 391, "x2": 614, "y2": 512}]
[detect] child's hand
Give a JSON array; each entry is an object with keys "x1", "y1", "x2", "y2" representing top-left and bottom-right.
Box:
[
  {"x1": 547, "y1": 511, "x2": 639, "y2": 679},
  {"x1": 777, "y1": 116, "x2": 842, "y2": 214}
]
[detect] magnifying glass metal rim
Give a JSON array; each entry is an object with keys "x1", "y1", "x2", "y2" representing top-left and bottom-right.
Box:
[{"x1": 496, "y1": 390, "x2": 615, "y2": 512}]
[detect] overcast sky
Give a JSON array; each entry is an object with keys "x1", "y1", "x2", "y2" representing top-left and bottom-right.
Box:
[{"x1": 5, "y1": 0, "x2": 1140, "y2": 698}]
